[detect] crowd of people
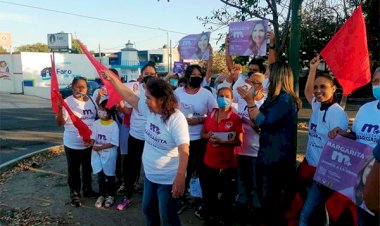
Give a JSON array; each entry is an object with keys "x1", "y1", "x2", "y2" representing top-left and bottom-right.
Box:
[{"x1": 55, "y1": 31, "x2": 379, "y2": 226}]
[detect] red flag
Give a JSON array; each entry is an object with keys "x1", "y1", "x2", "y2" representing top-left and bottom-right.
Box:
[
  {"x1": 50, "y1": 55, "x2": 60, "y2": 113},
  {"x1": 77, "y1": 40, "x2": 123, "y2": 108},
  {"x1": 50, "y1": 56, "x2": 92, "y2": 142},
  {"x1": 320, "y1": 4, "x2": 370, "y2": 96}
]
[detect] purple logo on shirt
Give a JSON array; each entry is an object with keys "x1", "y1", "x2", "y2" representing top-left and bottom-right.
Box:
[
  {"x1": 150, "y1": 123, "x2": 161, "y2": 135},
  {"x1": 97, "y1": 134, "x2": 106, "y2": 141},
  {"x1": 83, "y1": 109, "x2": 93, "y2": 115},
  {"x1": 361, "y1": 124, "x2": 379, "y2": 134},
  {"x1": 310, "y1": 123, "x2": 317, "y2": 132}
]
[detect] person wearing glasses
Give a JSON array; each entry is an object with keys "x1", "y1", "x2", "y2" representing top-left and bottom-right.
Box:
[{"x1": 235, "y1": 72, "x2": 266, "y2": 225}]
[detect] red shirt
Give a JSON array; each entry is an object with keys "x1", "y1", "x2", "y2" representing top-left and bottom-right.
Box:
[{"x1": 203, "y1": 108, "x2": 243, "y2": 169}]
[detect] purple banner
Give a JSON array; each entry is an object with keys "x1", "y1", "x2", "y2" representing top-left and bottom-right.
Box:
[
  {"x1": 229, "y1": 20, "x2": 268, "y2": 57},
  {"x1": 179, "y1": 32, "x2": 211, "y2": 60},
  {"x1": 173, "y1": 61, "x2": 190, "y2": 74},
  {"x1": 314, "y1": 135, "x2": 374, "y2": 213}
]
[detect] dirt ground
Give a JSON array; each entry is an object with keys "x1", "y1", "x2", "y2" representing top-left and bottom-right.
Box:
[{"x1": 0, "y1": 148, "x2": 203, "y2": 226}]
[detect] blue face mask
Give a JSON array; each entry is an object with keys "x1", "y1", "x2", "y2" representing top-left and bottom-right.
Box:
[
  {"x1": 217, "y1": 97, "x2": 231, "y2": 109},
  {"x1": 169, "y1": 78, "x2": 178, "y2": 87},
  {"x1": 373, "y1": 85, "x2": 380, "y2": 100}
]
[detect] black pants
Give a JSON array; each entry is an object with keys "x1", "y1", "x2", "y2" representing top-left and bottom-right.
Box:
[
  {"x1": 124, "y1": 135, "x2": 145, "y2": 199},
  {"x1": 202, "y1": 166, "x2": 237, "y2": 224},
  {"x1": 256, "y1": 159, "x2": 297, "y2": 226},
  {"x1": 97, "y1": 170, "x2": 116, "y2": 197},
  {"x1": 64, "y1": 146, "x2": 93, "y2": 195},
  {"x1": 185, "y1": 139, "x2": 207, "y2": 197}
]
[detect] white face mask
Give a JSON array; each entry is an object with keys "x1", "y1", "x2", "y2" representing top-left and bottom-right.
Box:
[{"x1": 98, "y1": 110, "x2": 108, "y2": 119}]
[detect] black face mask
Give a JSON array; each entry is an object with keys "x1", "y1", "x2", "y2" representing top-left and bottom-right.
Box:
[{"x1": 189, "y1": 76, "x2": 203, "y2": 88}]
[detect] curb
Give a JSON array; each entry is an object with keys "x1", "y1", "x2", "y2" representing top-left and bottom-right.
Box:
[{"x1": 0, "y1": 145, "x2": 62, "y2": 172}]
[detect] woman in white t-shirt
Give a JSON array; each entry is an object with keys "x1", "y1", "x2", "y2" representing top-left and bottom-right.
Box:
[
  {"x1": 174, "y1": 64, "x2": 217, "y2": 211},
  {"x1": 103, "y1": 72, "x2": 190, "y2": 226},
  {"x1": 329, "y1": 67, "x2": 380, "y2": 226},
  {"x1": 299, "y1": 55, "x2": 349, "y2": 226},
  {"x1": 55, "y1": 76, "x2": 97, "y2": 207}
]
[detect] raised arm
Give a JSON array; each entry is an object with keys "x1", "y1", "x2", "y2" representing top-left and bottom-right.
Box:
[
  {"x1": 305, "y1": 55, "x2": 320, "y2": 105},
  {"x1": 225, "y1": 34, "x2": 234, "y2": 73},
  {"x1": 204, "y1": 45, "x2": 214, "y2": 84},
  {"x1": 102, "y1": 70, "x2": 140, "y2": 111}
]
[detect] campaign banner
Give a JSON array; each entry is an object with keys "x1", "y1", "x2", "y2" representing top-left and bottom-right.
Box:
[
  {"x1": 229, "y1": 20, "x2": 268, "y2": 57},
  {"x1": 173, "y1": 61, "x2": 190, "y2": 74},
  {"x1": 179, "y1": 32, "x2": 211, "y2": 60},
  {"x1": 314, "y1": 135, "x2": 374, "y2": 213}
]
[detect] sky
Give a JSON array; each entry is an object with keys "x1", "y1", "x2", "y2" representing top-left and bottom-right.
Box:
[{"x1": 0, "y1": 0, "x2": 230, "y2": 52}]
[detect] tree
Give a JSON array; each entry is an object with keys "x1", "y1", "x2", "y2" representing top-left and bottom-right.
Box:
[
  {"x1": 70, "y1": 39, "x2": 83, "y2": 54},
  {"x1": 198, "y1": 0, "x2": 292, "y2": 59},
  {"x1": 0, "y1": 46, "x2": 8, "y2": 53},
  {"x1": 16, "y1": 43, "x2": 49, "y2": 52}
]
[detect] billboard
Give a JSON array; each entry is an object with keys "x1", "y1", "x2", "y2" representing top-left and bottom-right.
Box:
[
  {"x1": 47, "y1": 33, "x2": 72, "y2": 50},
  {"x1": 0, "y1": 32, "x2": 12, "y2": 48}
]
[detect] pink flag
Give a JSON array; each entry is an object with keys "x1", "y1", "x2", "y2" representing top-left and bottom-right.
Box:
[
  {"x1": 320, "y1": 4, "x2": 371, "y2": 96},
  {"x1": 77, "y1": 40, "x2": 123, "y2": 108}
]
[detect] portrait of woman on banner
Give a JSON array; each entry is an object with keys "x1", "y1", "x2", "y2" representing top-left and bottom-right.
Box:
[{"x1": 243, "y1": 20, "x2": 268, "y2": 57}]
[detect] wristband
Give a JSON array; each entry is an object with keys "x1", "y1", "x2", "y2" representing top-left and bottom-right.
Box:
[{"x1": 247, "y1": 105, "x2": 257, "y2": 109}]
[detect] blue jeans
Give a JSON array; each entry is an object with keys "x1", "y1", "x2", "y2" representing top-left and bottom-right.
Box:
[
  {"x1": 142, "y1": 177, "x2": 180, "y2": 226},
  {"x1": 299, "y1": 182, "x2": 333, "y2": 226}
]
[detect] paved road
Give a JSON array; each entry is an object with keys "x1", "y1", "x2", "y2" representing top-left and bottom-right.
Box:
[
  {"x1": 0, "y1": 94, "x2": 63, "y2": 165},
  {"x1": 0, "y1": 93, "x2": 366, "y2": 166}
]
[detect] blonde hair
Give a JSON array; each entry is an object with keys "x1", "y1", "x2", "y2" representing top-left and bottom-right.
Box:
[{"x1": 268, "y1": 62, "x2": 302, "y2": 110}]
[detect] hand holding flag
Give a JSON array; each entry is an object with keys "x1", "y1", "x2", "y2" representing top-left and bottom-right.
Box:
[
  {"x1": 320, "y1": 4, "x2": 370, "y2": 96},
  {"x1": 50, "y1": 55, "x2": 92, "y2": 142},
  {"x1": 77, "y1": 40, "x2": 123, "y2": 108}
]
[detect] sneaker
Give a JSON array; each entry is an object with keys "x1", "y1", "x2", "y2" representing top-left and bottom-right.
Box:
[
  {"x1": 104, "y1": 196, "x2": 115, "y2": 208},
  {"x1": 95, "y1": 196, "x2": 105, "y2": 208},
  {"x1": 116, "y1": 197, "x2": 132, "y2": 211},
  {"x1": 71, "y1": 192, "x2": 82, "y2": 207},
  {"x1": 117, "y1": 184, "x2": 126, "y2": 196},
  {"x1": 177, "y1": 200, "x2": 188, "y2": 214},
  {"x1": 83, "y1": 189, "x2": 99, "y2": 198}
]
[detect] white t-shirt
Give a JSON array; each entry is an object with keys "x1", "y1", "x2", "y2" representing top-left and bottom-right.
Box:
[
  {"x1": 90, "y1": 120, "x2": 119, "y2": 176},
  {"x1": 129, "y1": 83, "x2": 147, "y2": 140},
  {"x1": 63, "y1": 96, "x2": 96, "y2": 150},
  {"x1": 305, "y1": 98, "x2": 349, "y2": 167},
  {"x1": 174, "y1": 87, "x2": 217, "y2": 140},
  {"x1": 352, "y1": 100, "x2": 380, "y2": 148},
  {"x1": 235, "y1": 96, "x2": 265, "y2": 157},
  {"x1": 138, "y1": 99, "x2": 190, "y2": 185}
]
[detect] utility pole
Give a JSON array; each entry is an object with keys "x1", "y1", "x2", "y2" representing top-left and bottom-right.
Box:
[
  {"x1": 288, "y1": 0, "x2": 302, "y2": 96},
  {"x1": 288, "y1": 0, "x2": 302, "y2": 154}
]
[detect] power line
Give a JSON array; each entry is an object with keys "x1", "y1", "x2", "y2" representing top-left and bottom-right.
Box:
[{"x1": 0, "y1": 0, "x2": 189, "y2": 35}]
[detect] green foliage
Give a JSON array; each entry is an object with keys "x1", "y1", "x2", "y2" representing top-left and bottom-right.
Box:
[
  {"x1": 16, "y1": 43, "x2": 49, "y2": 52},
  {"x1": 70, "y1": 40, "x2": 83, "y2": 54},
  {"x1": 0, "y1": 46, "x2": 8, "y2": 53}
]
